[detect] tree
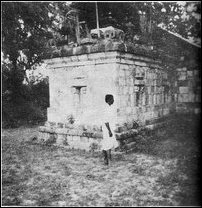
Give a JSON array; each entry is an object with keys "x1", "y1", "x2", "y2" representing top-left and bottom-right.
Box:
[
  {"x1": 70, "y1": 2, "x2": 201, "y2": 44},
  {"x1": 71, "y1": 2, "x2": 141, "y2": 42},
  {"x1": 2, "y1": 2, "x2": 55, "y2": 69},
  {"x1": 2, "y1": 2, "x2": 62, "y2": 126},
  {"x1": 136, "y1": 2, "x2": 201, "y2": 44},
  {"x1": 2, "y1": 2, "x2": 64, "y2": 105}
]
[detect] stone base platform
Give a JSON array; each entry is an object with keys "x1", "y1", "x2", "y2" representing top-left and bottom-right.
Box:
[
  {"x1": 38, "y1": 116, "x2": 170, "y2": 152},
  {"x1": 38, "y1": 125, "x2": 103, "y2": 152}
]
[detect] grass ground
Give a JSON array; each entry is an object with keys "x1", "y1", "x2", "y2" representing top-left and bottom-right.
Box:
[{"x1": 1, "y1": 114, "x2": 201, "y2": 207}]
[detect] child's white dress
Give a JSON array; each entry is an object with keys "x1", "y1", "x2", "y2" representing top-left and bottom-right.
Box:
[{"x1": 100, "y1": 105, "x2": 119, "y2": 151}]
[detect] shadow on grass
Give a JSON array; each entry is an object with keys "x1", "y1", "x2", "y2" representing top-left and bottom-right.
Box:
[
  {"x1": 129, "y1": 113, "x2": 201, "y2": 206},
  {"x1": 129, "y1": 113, "x2": 201, "y2": 158}
]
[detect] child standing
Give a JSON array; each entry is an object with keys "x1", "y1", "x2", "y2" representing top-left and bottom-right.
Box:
[{"x1": 100, "y1": 94, "x2": 119, "y2": 165}]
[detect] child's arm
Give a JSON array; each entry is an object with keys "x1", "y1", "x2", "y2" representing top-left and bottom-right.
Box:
[{"x1": 105, "y1": 122, "x2": 113, "y2": 137}]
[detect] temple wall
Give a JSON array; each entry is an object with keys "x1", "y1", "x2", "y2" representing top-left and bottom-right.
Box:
[
  {"x1": 175, "y1": 66, "x2": 201, "y2": 114},
  {"x1": 46, "y1": 52, "x2": 119, "y2": 127},
  {"x1": 45, "y1": 50, "x2": 200, "y2": 129},
  {"x1": 38, "y1": 46, "x2": 200, "y2": 151},
  {"x1": 114, "y1": 54, "x2": 174, "y2": 128}
]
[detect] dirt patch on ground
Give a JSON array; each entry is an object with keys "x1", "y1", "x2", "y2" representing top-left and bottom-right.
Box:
[{"x1": 2, "y1": 115, "x2": 201, "y2": 206}]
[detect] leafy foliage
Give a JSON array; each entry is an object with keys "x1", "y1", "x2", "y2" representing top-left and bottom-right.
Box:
[
  {"x1": 2, "y1": 2, "x2": 55, "y2": 69},
  {"x1": 2, "y1": 2, "x2": 55, "y2": 127},
  {"x1": 145, "y1": 2, "x2": 201, "y2": 42},
  {"x1": 2, "y1": 62, "x2": 49, "y2": 128},
  {"x1": 72, "y1": 2, "x2": 141, "y2": 42},
  {"x1": 2, "y1": 83, "x2": 49, "y2": 128},
  {"x1": 71, "y1": 2, "x2": 201, "y2": 44}
]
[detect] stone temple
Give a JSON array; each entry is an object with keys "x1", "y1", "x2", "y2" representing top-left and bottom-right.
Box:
[{"x1": 39, "y1": 26, "x2": 201, "y2": 151}]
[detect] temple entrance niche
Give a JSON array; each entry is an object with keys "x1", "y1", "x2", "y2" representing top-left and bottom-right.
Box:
[{"x1": 72, "y1": 85, "x2": 87, "y2": 117}]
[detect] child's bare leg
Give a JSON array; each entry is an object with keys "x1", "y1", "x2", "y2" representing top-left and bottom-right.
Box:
[
  {"x1": 108, "y1": 149, "x2": 112, "y2": 161},
  {"x1": 102, "y1": 150, "x2": 108, "y2": 165}
]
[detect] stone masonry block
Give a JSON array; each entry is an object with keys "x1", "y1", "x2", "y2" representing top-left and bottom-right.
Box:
[
  {"x1": 77, "y1": 54, "x2": 88, "y2": 62},
  {"x1": 57, "y1": 122, "x2": 64, "y2": 128},
  {"x1": 179, "y1": 87, "x2": 189, "y2": 94},
  {"x1": 177, "y1": 67, "x2": 187, "y2": 72},
  {"x1": 188, "y1": 94, "x2": 195, "y2": 102},
  {"x1": 195, "y1": 95, "x2": 201, "y2": 102},
  {"x1": 178, "y1": 94, "x2": 189, "y2": 102},
  {"x1": 149, "y1": 95, "x2": 153, "y2": 105},
  {"x1": 80, "y1": 136, "x2": 89, "y2": 144},
  {"x1": 178, "y1": 80, "x2": 188, "y2": 87},
  {"x1": 178, "y1": 72, "x2": 187, "y2": 80},
  {"x1": 134, "y1": 79, "x2": 144, "y2": 85},
  {"x1": 174, "y1": 81, "x2": 178, "y2": 87},
  {"x1": 194, "y1": 108, "x2": 201, "y2": 114},
  {"x1": 55, "y1": 128, "x2": 69, "y2": 134},
  {"x1": 182, "y1": 67, "x2": 187, "y2": 71},
  {"x1": 142, "y1": 95, "x2": 146, "y2": 106},
  {"x1": 187, "y1": 71, "x2": 194, "y2": 77},
  {"x1": 56, "y1": 134, "x2": 66, "y2": 145},
  {"x1": 134, "y1": 61, "x2": 147, "y2": 67},
  {"x1": 194, "y1": 70, "x2": 199, "y2": 76}
]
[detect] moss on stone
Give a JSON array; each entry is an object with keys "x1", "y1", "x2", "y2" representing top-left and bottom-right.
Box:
[{"x1": 44, "y1": 39, "x2": 167, "y2": 61}]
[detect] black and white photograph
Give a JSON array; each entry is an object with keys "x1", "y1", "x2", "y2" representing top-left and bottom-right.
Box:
[{"x1": 2, "y1": 1, "x2": 201, "y2": 206}]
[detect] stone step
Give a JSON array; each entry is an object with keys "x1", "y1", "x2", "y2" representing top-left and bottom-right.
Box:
[
  {"x1": 39, "y1": 126, "x2": 103, "y2": 138},
  {"x1": 124, "y1": 141, "x2": 137, "y2": 150},
  {"x1": 115, "y1": 129, "x2": 138, "y2": 140}
]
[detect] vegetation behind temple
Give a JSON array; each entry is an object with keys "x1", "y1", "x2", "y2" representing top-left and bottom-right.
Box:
[
  {"x1": 2, "y1": 63, "x2": 49, "y2": 128},
  {"x1": 2, "y1": 2, "x2": 53, "y2": 128}
]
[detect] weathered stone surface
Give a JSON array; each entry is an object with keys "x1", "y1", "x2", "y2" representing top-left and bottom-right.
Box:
[
  {"x1": 55, "y1": 128, "x2": 70, "y2": 134},
  {"x1": 39, "y1": 37, "x2": 201, "y2": 151},
  {"x1": 178, "y1": 72, "x2": 187, "y2": 80},
  {"x1": 187, "y1": 71, "x2": 194, "y2": 77},
  {"x1": 115, "y1": 129, "x2": 138, "y2": 141},
  {"x1": 178, "y1": 94, "x2": 189, "y2": 103},
  {"x1": 125, "y1": 141, "x2": 137, "y2": 150},
  {"x1": 179, "y1": 87, "x2": 189, "y2": 94},
  {"x1": 56, "y1": 134, "x2": 66, "y2": 146},
  {"x1": 38, "y1": 126, "x2": 55, "y2": 134}
]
